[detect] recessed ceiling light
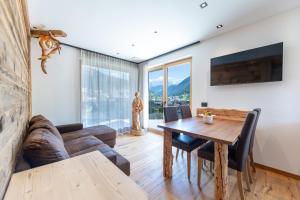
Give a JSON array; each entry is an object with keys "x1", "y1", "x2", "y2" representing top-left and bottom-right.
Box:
[
  {"x1": 200, "y1": 2, "x2": 208, "y2": 8},
  {"x1": 216, "y1": 24, "x2": 223, "y2": 29}
]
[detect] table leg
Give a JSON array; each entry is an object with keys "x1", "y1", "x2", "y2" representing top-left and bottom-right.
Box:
[
  {"x1": 163, "y1": 129, "x2": 173, "y2": 178},
  {"x1": 214, "y1": 142, "x2": 229, "y2": 200}
]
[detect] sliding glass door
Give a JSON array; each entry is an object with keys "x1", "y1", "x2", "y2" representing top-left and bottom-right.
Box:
[
  {"x1": 167, "y1": 63, "x2": 191, "y2": 106},
  {"x1": 148, "y1": 58, "x2": 192, "y2": 130},
  {"x1": 148, "y1": 68, "x2": 164, "y2": 129}
]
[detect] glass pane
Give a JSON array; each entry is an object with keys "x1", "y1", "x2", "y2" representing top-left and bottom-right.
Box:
[
  {"x1": 148, "y1": 69, "x2": 164, "y2": 129},
  {"x1": 167, "y1": 63, "x2": 190, "y2": 117}
]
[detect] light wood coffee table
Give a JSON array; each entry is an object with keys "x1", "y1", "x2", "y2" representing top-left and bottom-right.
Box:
[{"x1": 5, "y1": 151, "x2": 148, "y2": 200}]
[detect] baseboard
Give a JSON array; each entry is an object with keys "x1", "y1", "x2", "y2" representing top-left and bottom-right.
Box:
[{"x1": 254, "y1": 162, "x2": 300, "y2": 180}]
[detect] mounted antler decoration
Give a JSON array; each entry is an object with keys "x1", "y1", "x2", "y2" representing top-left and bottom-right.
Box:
[{"x1": 31, "y1": 27, "x2": 67, "y2": 74}]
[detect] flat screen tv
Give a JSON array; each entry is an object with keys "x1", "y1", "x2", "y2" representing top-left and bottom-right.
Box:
[{"x1": 210, "y1": 42, "x2": 283, "y2": 86}]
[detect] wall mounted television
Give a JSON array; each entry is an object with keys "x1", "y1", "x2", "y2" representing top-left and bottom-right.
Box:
[{"x1": 210, "y1": 42, "x2": 283, "y2": 86}]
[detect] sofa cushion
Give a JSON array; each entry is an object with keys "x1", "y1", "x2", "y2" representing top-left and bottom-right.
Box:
[
  {"x1": 56, "y1": 123, "x2": 83, "y2": 134},
  {"x1": 102, "y1": 139, "x2": 116, "y2": 148},
  {"x1": 29, "y1": 115, "x2": 47, "y2": 126},
  {"x1": 70, "y1": 144, "x2": 117, "y2": 164},
  {"x1": 84, "y1": 125, "x2": 116, "y2": 141},
  {"x1": 29, "y1": 120, "x2": 63, "y2": 142},
  {"x1": 61, "y1": 125, "x2": 116, "y2": 147},
  {"x1": 115, "y1": 152, "x2": 130, "y2": 176},
  {"x1": 23, "y1": 128, "x2": 70, "y2": 167},
  {"x1": 64, "y1": 136, "x2": 103, "y2": 155},
  {"x1": 61, "y1": 129, "x2": 91, "y2": 142}
]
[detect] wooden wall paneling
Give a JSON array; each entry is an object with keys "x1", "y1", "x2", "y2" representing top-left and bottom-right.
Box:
[{"x1": 0, "y1": 0, "x2": 31, "y2": 198}]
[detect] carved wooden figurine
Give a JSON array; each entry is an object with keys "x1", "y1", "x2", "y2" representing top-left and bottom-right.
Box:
[
  {"x1": 31, "y1": 28, "x2": 67, "y2": 74},
  {"x1": 131, "y1": 92, "x2": 144, "y2": 136}
]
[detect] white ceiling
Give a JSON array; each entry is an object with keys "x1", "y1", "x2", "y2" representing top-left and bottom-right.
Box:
[{"x1": 28, "y1": 0, "x2": 300, "y2": 63}]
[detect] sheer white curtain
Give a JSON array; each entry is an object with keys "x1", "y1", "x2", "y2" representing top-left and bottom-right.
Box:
[{"x1": 80, "y1": 50, "x2": 138, "y2": 133}]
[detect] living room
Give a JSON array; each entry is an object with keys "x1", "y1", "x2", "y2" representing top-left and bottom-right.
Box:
[{"x1": 1, "y1": 0, "x2": 300, "y2": 200}]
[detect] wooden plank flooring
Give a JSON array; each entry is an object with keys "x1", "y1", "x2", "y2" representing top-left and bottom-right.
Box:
[{"x1": 115, "y1": 132, "x2": 300, "y2": 200}]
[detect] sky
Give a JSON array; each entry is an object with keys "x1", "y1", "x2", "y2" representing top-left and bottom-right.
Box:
[{"x1": 149, "y1": 63, "x2": 190, "y2": 87}]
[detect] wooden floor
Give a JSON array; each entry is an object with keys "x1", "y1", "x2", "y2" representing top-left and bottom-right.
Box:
[{"x1": 115, "y1": 132, "x2": 300, "y2": 200}]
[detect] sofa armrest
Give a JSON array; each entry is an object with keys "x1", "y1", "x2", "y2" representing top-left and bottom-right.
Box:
[{"x1": 56, "y1": 123, "x2": 83, "y2": 134}]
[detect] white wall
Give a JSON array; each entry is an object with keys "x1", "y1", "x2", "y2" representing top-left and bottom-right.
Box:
[
  {"x1": 31, "y1": 39, "x2": 81, "y2": 125},
  {"x1": 139, "y1": 8, "x2": 300, "y2": 175}
]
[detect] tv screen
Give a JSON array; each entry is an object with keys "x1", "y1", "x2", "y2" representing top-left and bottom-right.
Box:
[{"x1": 210, "y1": 42, "x2": 283, "y2": 86}]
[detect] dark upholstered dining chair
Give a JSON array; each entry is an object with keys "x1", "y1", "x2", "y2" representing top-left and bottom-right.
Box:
[
  {"x1": 163, "y1": 106, "x2": 206, "y2": 181},
  {"x1": 230, "y1": 108, "x2": 261, "y2": 184},
  {"x1": 180, "y1": 105, "x2": 192, "y2": 119},
  {"x1": 178, "y1": 105, "x2": 195, "y2": 157},
  {"x1": 242, "y1": 108, "x2": 261, "y2": 185},
  {"x1": 197, "y1": 111, "x2": 257, "y2": 200},
  {"x1": 249, "y1": 108, "x2": 261, "y2": 172}
]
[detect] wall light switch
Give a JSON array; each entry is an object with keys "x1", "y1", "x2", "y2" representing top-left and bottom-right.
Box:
[{"x1": 201, "y1": 102, "x2": 208, "y2": 107}]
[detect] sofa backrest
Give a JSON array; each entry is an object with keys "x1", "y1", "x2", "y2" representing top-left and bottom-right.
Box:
[
  {"x1": 28, "y1": 118, "x2": 63, "y2": 142},
  {"x1": 23, "y1": 128, "x2": 70, "y2": 167},
  {"x1": 29, "y1": 114, "x2": 47, "y2": 126},
  {"x1": 22, "y1": 115, "x2": 70, "y2": 168}
]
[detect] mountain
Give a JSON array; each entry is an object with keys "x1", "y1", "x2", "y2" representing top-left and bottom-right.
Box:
[
  {"x1": 168, "y1": 77, "x2": 190, "y2": 96},
  {"x1": 149, "y1": 85, "x2": 163, "y2": 96},
  {"x1": 149, "y1": 76, "x2": 190, "y2": 96}
]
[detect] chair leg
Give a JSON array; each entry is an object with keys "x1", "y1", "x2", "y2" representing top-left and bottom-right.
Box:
[
  {"x1": 243, "y1": 168, "x2": 251, "y2": 192},
  {"x1": 237, "y1": 171, "x2": 245, "y2": 200},
  {"x1": 181, "y1": 150, "x2": 184, "y2": 157},
  {"x1": 198, "y1": 158, "x2": 203, "y2": 188},
  {"x1": 175, "y1": 148, "x2": 179, "y2": 160},
  {"x1": 250, "y1": 152, "x2": 256, "y2": 173},
  {"x1": 187, "y1": 152, "x2": 191, "y2": 181},
  {"x1": 247, "y1": 158, "x2": 253, "y2": 184}
]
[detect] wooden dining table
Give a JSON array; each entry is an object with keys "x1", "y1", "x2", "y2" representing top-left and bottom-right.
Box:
[{"x1": 158, "y1": 116, "x2": 244, "y2": 200}]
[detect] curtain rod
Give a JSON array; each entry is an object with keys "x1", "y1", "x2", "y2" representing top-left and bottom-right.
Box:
[
  {"x1": 61, "y1": 40, "x2": 200, "y2": 65},
  {"x1": 60, "y1": 42, "x2": 138, "y2": 64}
]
